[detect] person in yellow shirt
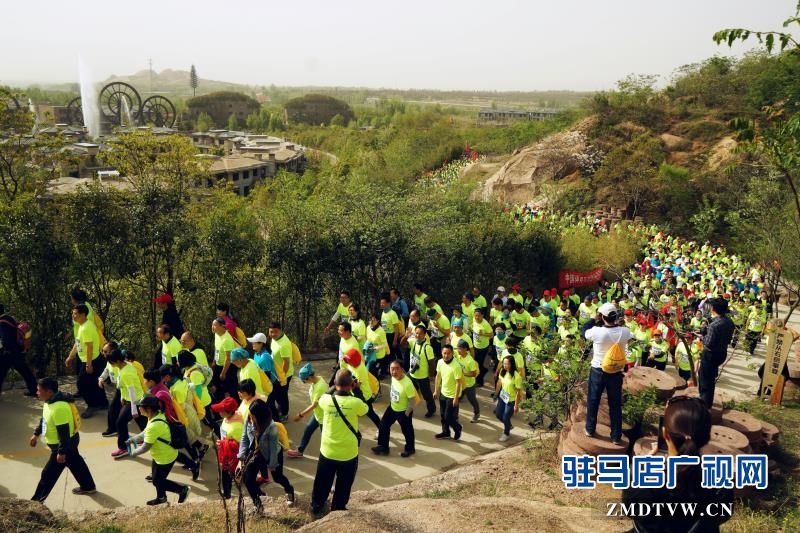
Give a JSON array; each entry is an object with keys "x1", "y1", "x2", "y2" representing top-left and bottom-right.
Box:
[
  {"x1": 471, "y1": 308, "x2": 493, "y2": 387},
  {"x1": 365, "y1": 312, "x2": 389, "y2": 379},
  {"x1": 178, "y1": 331, "x2": 209, "y2": 367},
  {"x1": 379, "y1": 293, "x2": 405, "y2": 376},
  {"x1": 347, "y1": 304, "x2": 367, "y2": 348},
  {"x1": 433, "y1": 344, "x2": 463, "y2": 441},
  {"x1": 495, "y1": 355, "x2": 524, "y2": 442},
  {"x1": 106, "y1": 349, "x2": 147, "y2": 459},
  {"x1": 30, "y1": 377, "x2": 97, "y2": 502},
  {"x1": 287, "y1": 364, "x2": 329, "y2": 458},
  {"x1": 211, "y1": 396, "x2": 242, "y2": 499},
  {"x1": 127, "y1": 394, "x2": 190, "y2": 506},
  {"x1": 310, "y1": 370, "x2": 368, "y2": 517},
  {"x1": 425, "y1": 307, "x2": 451, "y2": 359},
  {"x1": 323, "y1": 291, "x2": 353, "y2": 334},
  {"x1": 230, "y1": 347, "x2": 267, "y2": 396},
  {"x1": 179, "y1": 350, "x2": 218, "y2": 439},
  {"x1": 338, "y1": 321, "x2": 362, "y2": 369},
  {"x1": 455, "y1": 340, "x2": 480, "y2": 423},
  {"x1": 372, "y1": 360, "x2": 418, "y2": 457},
  {"x1": 65, "y1": 304, "x2": 108, "y2": 418},
  {"x1": 156, "y1": 324, "x2": 182, "y2": 367},
  {"x1": 269, "y1": 321, "x2": 294, "y2": 421},
  {"x1": 212, "y1": 317, "x2": 237, "y2": 400},
  {"x1": 342, "y1": 349, "x2": 382, "y2": 432},
  {"x1": 409, "y1": 325, "x2": 436, "y2": 418}
]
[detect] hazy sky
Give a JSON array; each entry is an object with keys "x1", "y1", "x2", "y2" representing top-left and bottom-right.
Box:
[{"x1": 1, "y1": 0, "x2": 795, "y2": 91}]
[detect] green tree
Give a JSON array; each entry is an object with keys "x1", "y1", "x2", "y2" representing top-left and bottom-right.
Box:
[
  {"x1": 227, "y1": 113, "x2": 239, "y2": 131},
  {"x1": 190, "y1": 64, "x2": 198, "y2": 97},
  {"x1": 196, "y1": 111, "x2": 214, "y2": 132}
]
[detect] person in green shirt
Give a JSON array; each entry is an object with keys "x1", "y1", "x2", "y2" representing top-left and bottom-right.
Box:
[
  {"x1": 471, "y1": 286, "x2": 488, "y2": 315},
  {"x1": 408, "y1": 325, "x2": 436, "y2": 418},
  {"x1": 323, "y1": 291, "x2": 354, "y2": 334},
  {"x1": 372, "y1": 360, "x2": 418, "y2": 457},
  {"x1": 287, "y1": 364, "x2": 328, "y2": 458},
  {"x1": 179, "y1": 350, "x2": 219, "y2": 439},
  {"x1": 455, "y1": 340, "x2": 480, "y2": 423},
  {"x1": 433, "y1": 344, "x2": 463, "y2": 441},
  {"x1": 156, "y1": 324, "x2": 182, "y2": 367},
  {"x1": 471, "y1": 308, "x2": 492, "y2": 387},
  {"x1": 212, "y1": 317, "x2": 238, "y2": 399},
  {"x1": 342, "y1": 349, "x2": 382, "y2": 431},
  {"x1": 380, "y1": 294, "x2": 405, "y2": 376},
  {"x1": 646, "y1": 331, "x2": 670, "y2": 371},
  {"x1": 425, "y1": 307, "x2": 451, "y2": 359},
  {"x1": 30, "y1": 377, "x2": 97, "y2": 502},
  {"x1": 412, "y1": 283, "x2": 428, "y2": 315},
  {"x1": 179, "y1": 331, "x2": 209, "y2": 367},
  {"x1": 65, "y1": 304, "x2": 108, "y2": 417},
  {"x1": 269, "y1": 321, "x2": 294, "y2": 421},
  {"x1": 338, "y1": 321, "x2": 362, "y2": 369},
  {"x1": 494, "y1": 355, "x2": 524, "y2": 442},
  {"x1": 106, "y1": 349, "x2": 147, "y2": 458},
  {"x1": 310, "y1": 370, "x2": 368, "y2": 517},
  {"x1": 210, "y1": 396, "x2": 243, "y2": 499},
  {"x1": 231, "y1": 347, "x2": 267, "y2": 396},
  {"x1": 365, "y1": 312, "x2": 389, "y2": 378},
  {"x1": 347, "y1": 304, "x2": 367, "y2": 348},
  {"x1": 745, "y1": 303, "x2": 768, "y2": 356},
  {"x1": 127, "y1": 394, "x2": 190, "y2": 506},
  {"x1": 509, "y1": 301, "x2": 531, "y2": 339}
]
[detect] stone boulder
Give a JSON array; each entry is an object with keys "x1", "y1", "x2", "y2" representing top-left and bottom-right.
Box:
[
  {"x1": 479, "y1": 130, "x2": 588, "y2": 203},
  {"x1": 660, "y1": 133, "x2": 691, "y2": 152}
]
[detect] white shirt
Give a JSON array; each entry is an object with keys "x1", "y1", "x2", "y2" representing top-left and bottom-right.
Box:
[{"x1": 585, "y1": 325, "x2": 633, "y2": 369}]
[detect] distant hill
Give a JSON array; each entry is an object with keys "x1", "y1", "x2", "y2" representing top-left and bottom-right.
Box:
[{"x1": 103, "y1": 69, "x2": 253, "y2": 97}]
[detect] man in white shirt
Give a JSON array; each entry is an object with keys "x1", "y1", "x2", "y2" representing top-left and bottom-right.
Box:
[{"x1": 583, "y1": 302, "x2": 632, "y2": 445}]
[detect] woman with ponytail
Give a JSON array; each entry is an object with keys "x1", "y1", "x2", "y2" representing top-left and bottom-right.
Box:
[{"x1": 622, "y1": 395, "x2": 734, "y2": 532}]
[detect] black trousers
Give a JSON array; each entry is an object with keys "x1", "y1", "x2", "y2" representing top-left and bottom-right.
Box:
[
  {"x1": 212, "y1": 363, "x2": 240, "y2": 401},
  {"x1": 31, "y1": 437, "x2": 95, "y2": 502},
  {"x1": 311, "y1": 454, "x2": 358, "y2": 513},
  {"x1": 377, "y1": 408, "x2": 415, "y2": 452},
  {"x1": 77, "y1": 359, "x2": 108, "y2": 409},
  {"x1": 116, "y1": 400, "x2": 147, "y2": 449},
  {"x1": 352, "y1": 387, "x2": 381, "y2": 430},
  {"x1": 151, "y1": 460, "x2": 185, "y2": 498},
  {"x1": 266, "y1": 385, "x2": 281, "y2": 423},
  {"x1": 276, "y1": 376, "x2": 292, "y2": 418},
  {"x1": 106, "y1": 388, "x2": 121, "y2": 432},
  {"x1": 439, "y1": 396, "x2": 462, "y2": 436},
  {"x1": 410, "y1": 375, "x2": 435, "y2": 416},
  {"x1": 244, "y1": 452, "x2": 293, "y2": 506},
  {"x1": 0, "y1": 348, "x2": 37, "y2": 394},
  {"x1": 473, "y1": 347, "x2": 489, "y2": 386}
]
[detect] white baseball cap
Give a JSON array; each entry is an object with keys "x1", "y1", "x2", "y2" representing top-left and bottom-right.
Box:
[
  {"x1": 598, "y1": 302, "x2": 618, "y2": 317},
  {"x1": 496, "y1": 286, "x2": 506, "y2": 292},
  {"x1": 246, "y1": 332, "x2": 268, "y2": 344}
]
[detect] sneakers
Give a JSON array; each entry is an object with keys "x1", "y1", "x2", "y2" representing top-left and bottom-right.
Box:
[
  {"x1": 499, "y1": 433, "x2": 510, "y2": 442},
  {"x1": 178, "y1": 486, "x2": 190, "y2": 503},
  {"x1": 400, "y1": 450, "x2": 415, "y2": 458},
  {"x1": 145, "y1": 474, "x2": 153, "y2": 482},
  {"x1": 248, "y1": 505, "x2": 265, "y2": 518},
  {"x1": 453, "y1": 429, "x2": 462, "y2": 441},
  {"x1": 72, "y1": 487, "x2": 97, "y2": 495},
  {"x1": 147, "y1": 496, "x2": 167, "y2": 505},
  {"x1": 434, "y1": 432, "x2": 451, "y2": 440},
  {"x1": 101, "y1": 429, "x2": 117, "y2": 438},
  {"x1": 80, "y1": 407, "x2": 97, "y2": 419},
  {"x1": 257, "y1": 475, "x2": 270, "y2": 485},
  {"x1": 111, "y1": 448, "x2": 128, "y2": 459},
  {"x1": 470, "y1": 414, "x2": 480, "y2": 423},
  {"x1": 286, "y1": 492, "x2": 295, "y2": 507},
  {"x1": 286, "y1": 449, "x2": 304, "y2": 458},
  {"x1": 424, "y1": 411, "x2": 435, "y2": 418},
  {"x1": 371, "y1": 446, "x2": 389, "y2": 456}
]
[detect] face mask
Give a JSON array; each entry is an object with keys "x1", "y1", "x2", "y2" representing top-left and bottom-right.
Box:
[{"x1": 495, "y1": 331, "x2": 506, "y2": 340}]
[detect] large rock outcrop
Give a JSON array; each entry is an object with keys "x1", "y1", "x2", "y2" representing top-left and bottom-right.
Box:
[{"x1": 479, "y1": 129, "x2": 589, "y2": 203}]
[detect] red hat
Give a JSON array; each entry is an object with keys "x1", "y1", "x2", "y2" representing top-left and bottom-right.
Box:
[
  {"x1": 551, "y1": 288, "x2": 557, "y2": 293},
  {"x1": 210, "y1": 396, "x2": 238, "y2": 413},
  {"x1": 343, "y1": 348, "x2": 362, "y2": 368},
  {"x1": 562, "y1": 290, "x2": 570, "y2": 296},
  {"x1": 542, "y1": 290, "x2": 551, "y2": 297},
  {"x1": 624, "y1": 309, "x2": 634, "y2": 316},
  {"x1": 511, "y1": 283, "x2": 521, "y2": 291},
  {"x1": 152, "y1": 293, "x2": 174, "y2": 304}
]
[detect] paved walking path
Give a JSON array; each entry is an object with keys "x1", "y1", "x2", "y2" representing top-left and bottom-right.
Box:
[{"x1": 0, "y1": 365, "x2": 512, "y2": 512}]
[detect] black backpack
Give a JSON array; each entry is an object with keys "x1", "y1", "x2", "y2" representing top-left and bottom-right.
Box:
[{"x1": 153, "y1": 418, "x2": 189, "y2": 450}]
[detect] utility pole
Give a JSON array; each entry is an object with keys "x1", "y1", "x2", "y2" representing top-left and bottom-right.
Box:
[{"x1": 149, "y1": 58, "x2": 153, "y2": 93}]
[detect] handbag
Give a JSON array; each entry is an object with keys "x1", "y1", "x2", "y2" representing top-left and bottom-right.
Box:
[{"x1": 331, "y1": 393, "x2": 362, "y2": 446}]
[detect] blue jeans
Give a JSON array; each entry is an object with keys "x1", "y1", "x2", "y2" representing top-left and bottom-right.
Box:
[
  {"x1": 494, "y1": 398, "x2": 514, "y2": 435},
  {"x1": 298, "y1": 416, "x2": 321, "y2": 453},
  {"x1": 585, "y1": 366, "x2": 623, "y2": 441}
]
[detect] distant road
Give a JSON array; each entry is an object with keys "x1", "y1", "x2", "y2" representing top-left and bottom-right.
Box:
[{"x1": 305, "y1": 148, "x2": 338, "y2": 164}]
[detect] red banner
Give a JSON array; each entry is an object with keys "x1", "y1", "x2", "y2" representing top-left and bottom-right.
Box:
[{"x1": 559, "y1": 268, "x2": 604, "y2": 288}]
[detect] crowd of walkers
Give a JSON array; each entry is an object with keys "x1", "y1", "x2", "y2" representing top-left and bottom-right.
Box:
[{"x1": 9, "y1": 221, "x2": 777, "y2": 521}]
